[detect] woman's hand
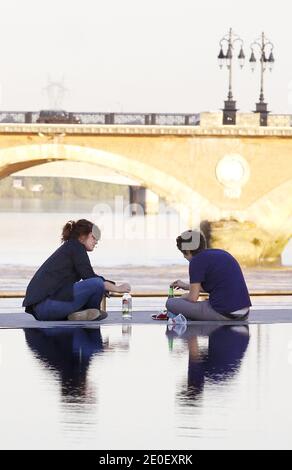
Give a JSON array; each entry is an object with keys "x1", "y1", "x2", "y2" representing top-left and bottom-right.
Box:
[
  {"x1": 115, "y1": 283, "x2": 131, "y2": 294},
  {"x1": 170, "y1": 280, "x2": 189, "y2": 290},
  {"x1": 104, "y1": 281, "x2": 131, "y2": 294}
]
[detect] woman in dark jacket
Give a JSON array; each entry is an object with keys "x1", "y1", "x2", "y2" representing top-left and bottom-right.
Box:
[{"x1": 22, "y1": 219, "x2": 131, "y2": 321}]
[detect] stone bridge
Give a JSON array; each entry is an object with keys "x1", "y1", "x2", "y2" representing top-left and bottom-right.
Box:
[{"x1": 1, "y1": 111, "x2": 292, "y2": 265}]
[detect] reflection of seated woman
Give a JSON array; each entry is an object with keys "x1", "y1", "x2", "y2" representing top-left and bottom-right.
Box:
[
  {"x1": 22, "y1": 219, "x2": 131, "y2": 321},
  {"x1": 167, "y1": 325, "x2": 250, "y2": 399},
  {"x1": 24, "y1": 327, "x2": 104, "y2": 400}
]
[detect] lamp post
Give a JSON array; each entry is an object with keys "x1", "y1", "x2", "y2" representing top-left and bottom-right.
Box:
[
  {"x1": 218, "y1": 28, "x2": 245, "y2": 125},
  {"x1": 249, "y1": 32, "x2": 275, "y2": 126}
]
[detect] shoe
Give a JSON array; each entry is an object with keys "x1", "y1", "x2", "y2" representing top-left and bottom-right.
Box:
[
  {"x1": 93, "y1": 310, "x2": 108, "y2": 321},
  {"x1": 67, "y1": 309, "x2": 108, "y2": 321}
]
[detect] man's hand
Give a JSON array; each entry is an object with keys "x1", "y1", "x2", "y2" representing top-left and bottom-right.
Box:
[{"x1": 170, "y1": 280, "x2": 190, "y2": 290}]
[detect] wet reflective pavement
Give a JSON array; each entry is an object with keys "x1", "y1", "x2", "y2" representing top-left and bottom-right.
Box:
[{"x1": 0, "y1": 323, "x2": 291, "y2": 449}]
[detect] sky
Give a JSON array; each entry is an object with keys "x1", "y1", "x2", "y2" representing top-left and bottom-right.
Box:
[{"x1": 0, "y1": 0, "x2": 291, "y2": 114}]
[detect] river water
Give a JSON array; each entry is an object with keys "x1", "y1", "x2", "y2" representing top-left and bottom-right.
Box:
[
  {"x1": 0, "y1": 197, "x2": 291, "y2": 268},
  {"x1": 0, "y1": 198, "x2": 188, "y2": 267},
  {"x1": 0, "y1": 197, "x2": 291, "y2": 307}
]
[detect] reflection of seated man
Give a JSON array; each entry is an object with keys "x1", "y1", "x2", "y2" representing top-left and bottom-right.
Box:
[
  {"x1": 24, "y1": 327, "x2": 104, "y2": 401},
  {"x1": 167, "y1": 324, "x2": 250, "y2": 399}
]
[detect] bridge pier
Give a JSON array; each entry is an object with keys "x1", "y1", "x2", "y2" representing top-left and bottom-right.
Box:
[
  {"x1": 129, "y1": 186, "x2": 159, "y2": 215},
  {"x1": 209, "y1": 219, "x2": 291, "y2": 266}
]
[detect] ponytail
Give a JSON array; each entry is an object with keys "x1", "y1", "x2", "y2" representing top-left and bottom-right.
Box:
[{"x1": 61, "y1": 220, "x2": 76, "y2": 242}]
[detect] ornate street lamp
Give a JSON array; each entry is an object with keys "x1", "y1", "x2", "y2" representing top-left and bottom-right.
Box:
[
  {"x1": 249, "y1": 32, "x2": 275, "y2": 126},
  {"x1": 218, "y1": 28, "x2": 245, "y2": 125}
]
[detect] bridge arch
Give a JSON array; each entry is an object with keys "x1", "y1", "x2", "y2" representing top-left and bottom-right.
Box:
[
  {"x1": 2, "y1": 143, "x2": 292, "y2": 265},
  {"x1": 0, "y1": 143, "x2": 220, "y2": 224}
]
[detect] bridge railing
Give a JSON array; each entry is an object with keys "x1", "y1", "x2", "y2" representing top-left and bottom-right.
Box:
[
  {"x1": 0, "y1": 112, "x2": 40, "y2": 124},
  {"x1": 0, "y1": 111, "x2": 201, "y2": 126}
]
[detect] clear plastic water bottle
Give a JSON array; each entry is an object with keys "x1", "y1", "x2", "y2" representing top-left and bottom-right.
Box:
[{"x1": 122, "y1": 293, "x2": 132, "y2": 319}]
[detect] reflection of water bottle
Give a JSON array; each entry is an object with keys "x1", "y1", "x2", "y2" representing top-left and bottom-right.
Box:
[
  {"x1": 121, "y1": 324, "x2": 132, "y2": 346},
  {"x1": 168, "y1": 336, "x2": 174, "y2": 352},
  {"x1": 122, "y1": 324, "x2": 132, "y2": 336},
  {"x1": 122, "y1": 293, "x2": 132, "y2": 319}
]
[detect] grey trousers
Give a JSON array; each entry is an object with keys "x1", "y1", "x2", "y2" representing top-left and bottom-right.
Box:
[{"x1": 166, "y1": 298, "x2": 248, "y2": 321}]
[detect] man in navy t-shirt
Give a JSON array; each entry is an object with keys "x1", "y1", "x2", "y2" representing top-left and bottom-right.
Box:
[{"x1": 166, "y1": 229, "x2": 252, "y2": 321}]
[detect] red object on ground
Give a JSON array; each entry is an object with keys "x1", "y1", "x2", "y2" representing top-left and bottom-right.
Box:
[{"x1": 151, "y1": 312, "x2": 168, "y2": 321}]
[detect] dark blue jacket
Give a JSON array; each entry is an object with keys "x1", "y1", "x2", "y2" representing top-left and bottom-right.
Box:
[{"x1": 22, "y1": 239, "x2": 108, "y2": 314}]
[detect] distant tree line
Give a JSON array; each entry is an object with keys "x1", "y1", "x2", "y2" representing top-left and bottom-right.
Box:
[{"x1": 0, "y1": 176, "x2": 129, "y2": 201}]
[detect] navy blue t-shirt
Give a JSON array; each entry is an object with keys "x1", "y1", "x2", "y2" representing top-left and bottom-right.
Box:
[{"x1": 189, "y1": 249, "x2": 252, "y2": 314}]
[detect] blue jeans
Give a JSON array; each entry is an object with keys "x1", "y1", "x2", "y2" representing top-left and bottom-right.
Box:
[{"x1": 33, "y1": 278, "x2": 105, "y2": 321}]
